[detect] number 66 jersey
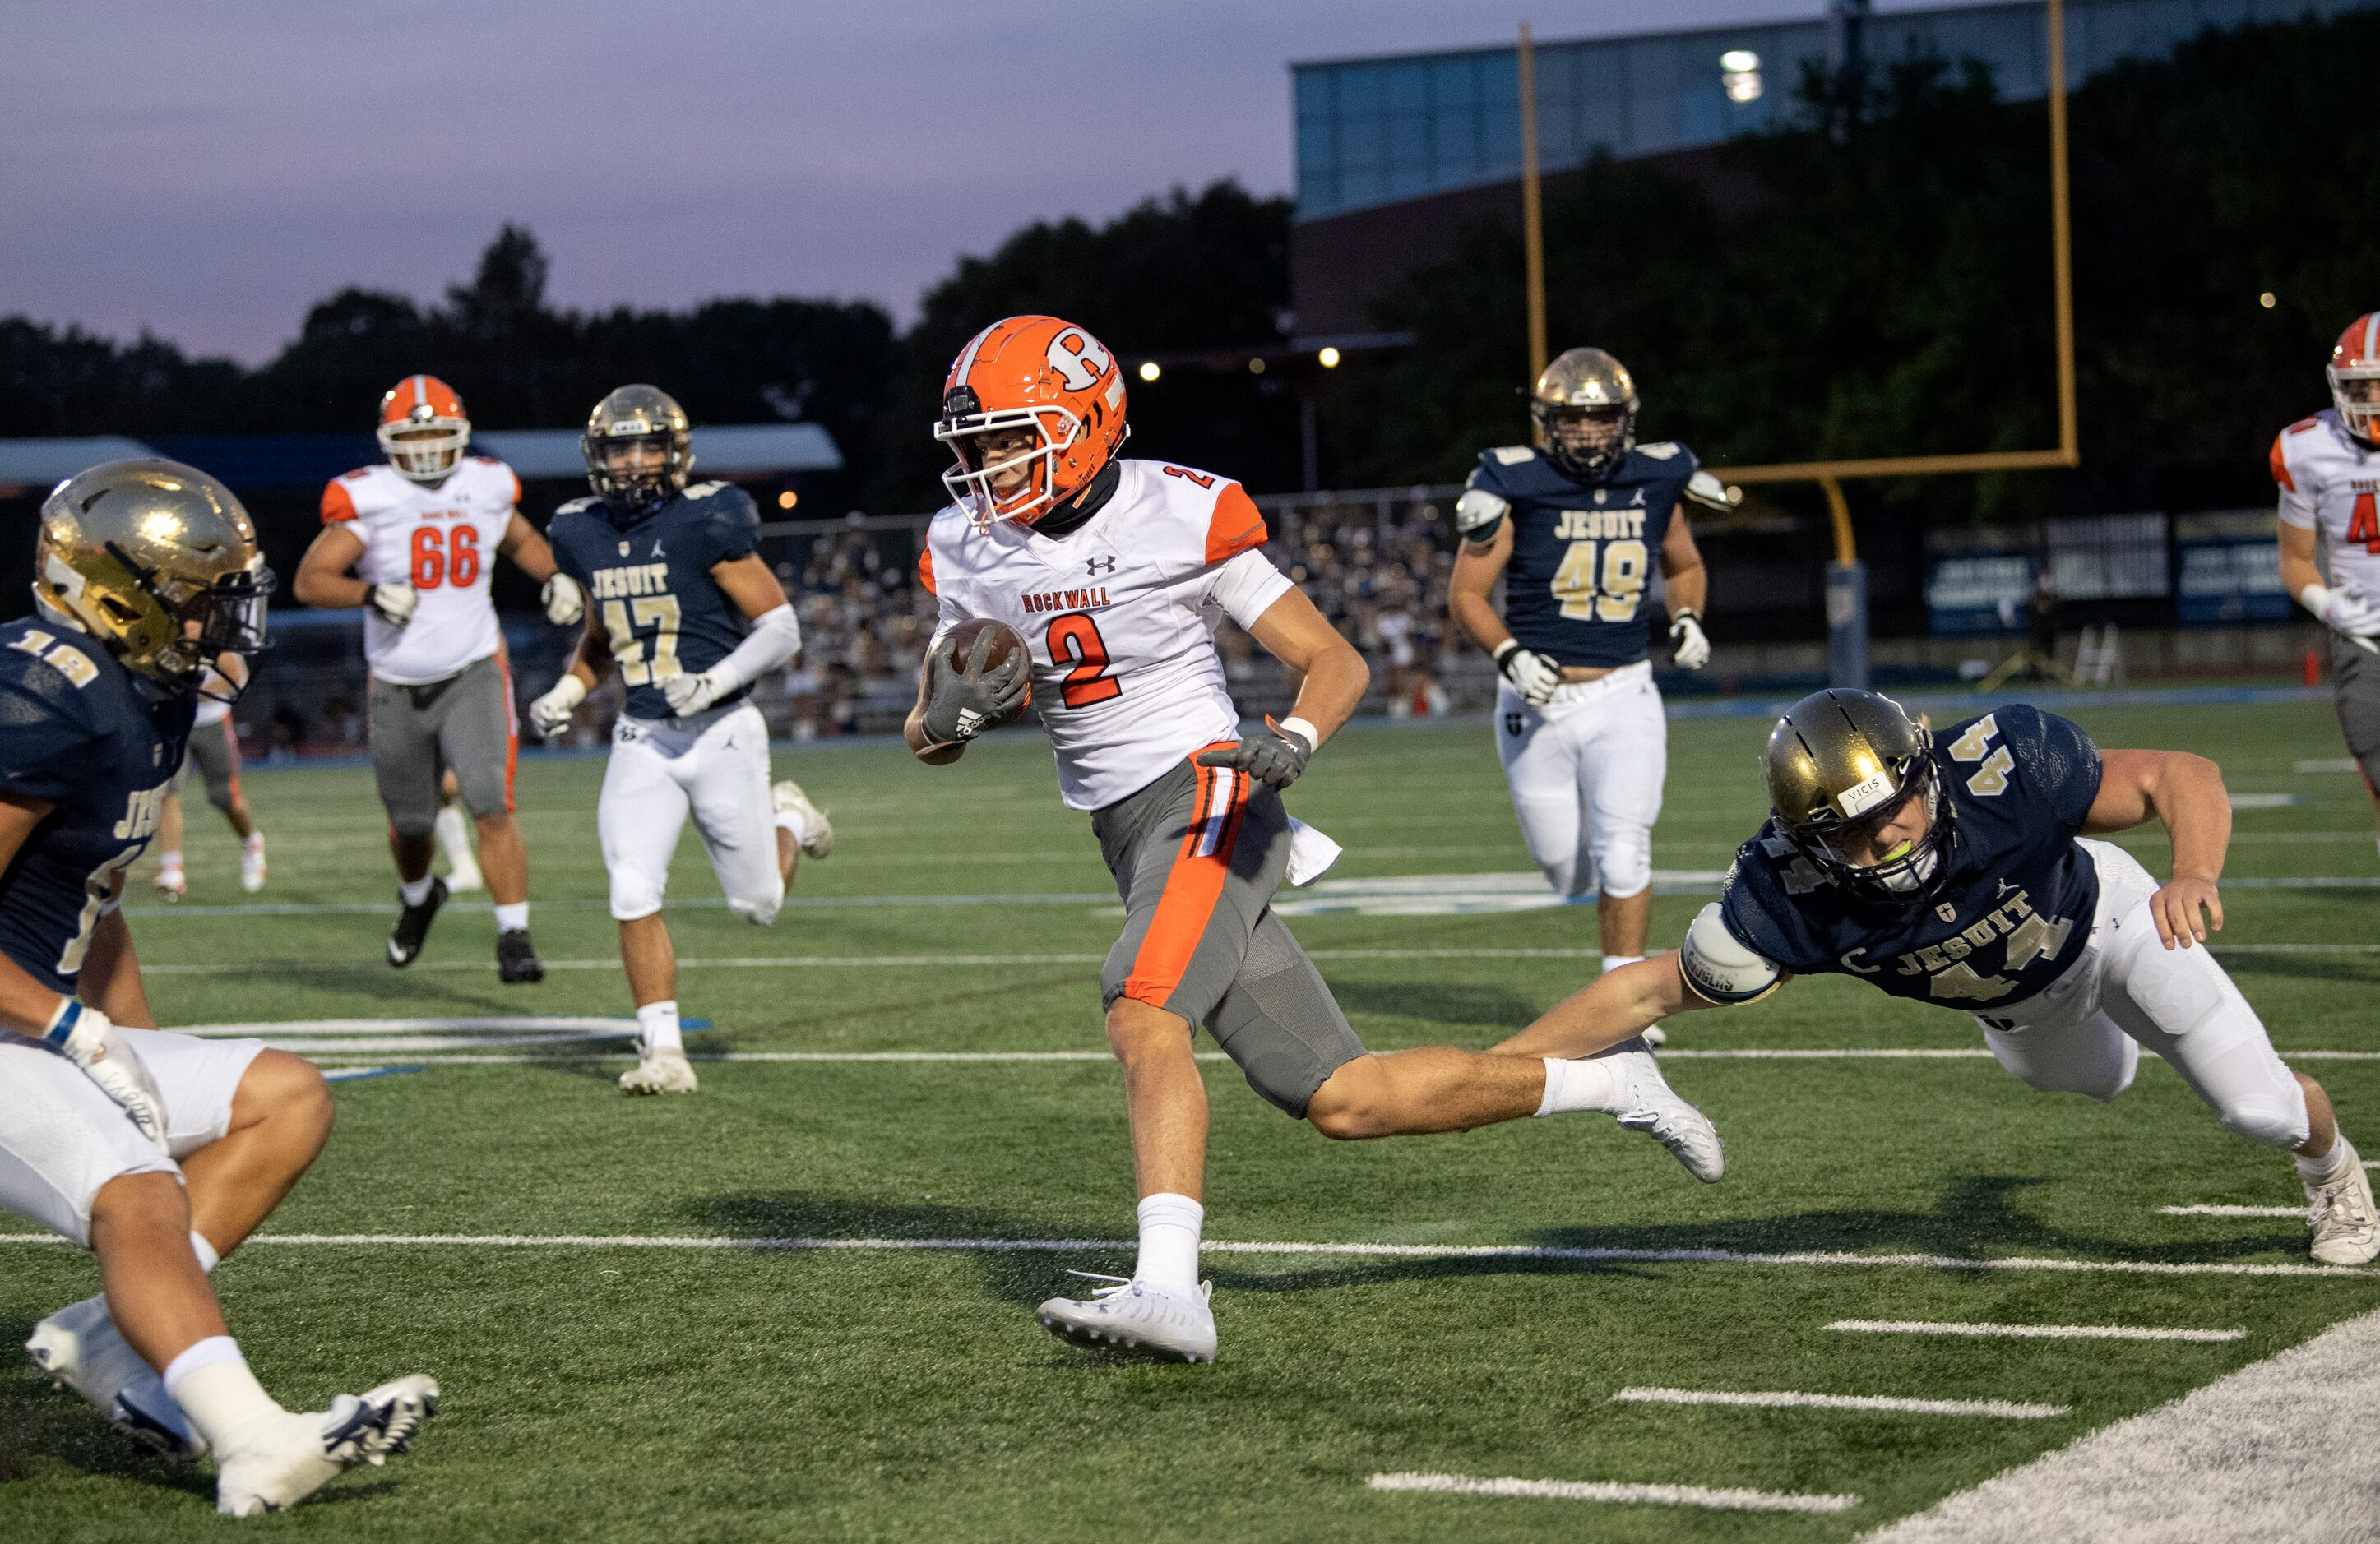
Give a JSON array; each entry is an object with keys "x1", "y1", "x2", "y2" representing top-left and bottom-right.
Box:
[
  {"x1": 919, "y1": 459, "x2": 1293, "y2": 810},
  {"x1": 321, "y1": 456, "x2": 521, "y2": 685}
]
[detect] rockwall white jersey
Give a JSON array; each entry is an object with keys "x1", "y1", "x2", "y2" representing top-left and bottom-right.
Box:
[
  {"x1": 2271, "y1": 409, "x2": 2380, "y2": 595},
  {"x1": 320, "y1": 457, "x2": 519, "y2": 685},
  {"x1": 921, "y1": 459, "x2": 1294, "y2": 811}
]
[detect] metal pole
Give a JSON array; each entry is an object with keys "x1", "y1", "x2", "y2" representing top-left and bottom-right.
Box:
[
  {"x1": 1519, "y1": 23, "x2": 1548, "y2": 395},
  {"x1": 1818, "y1": 474, "x2": 1869, "y2": 689},
  {"x1": 2047, "y1": 0, "x2": 2077, "y2": 462}
]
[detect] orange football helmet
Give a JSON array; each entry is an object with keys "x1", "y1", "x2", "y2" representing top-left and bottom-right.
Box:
[
  {"x1": 934, "y1": 316, "x2": 1128, "y2": 529},
  {"x1": 2328, "y1": 313, "x2": 2380, "y2": 442},
  {"x1": 377, "y1": 374, "x2": 470, "y2": 483}
]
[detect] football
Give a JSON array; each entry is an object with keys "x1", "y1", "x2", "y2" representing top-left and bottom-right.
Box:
[{"x1": 942, "y1": 617, "x2": 1024, "y2": 675}]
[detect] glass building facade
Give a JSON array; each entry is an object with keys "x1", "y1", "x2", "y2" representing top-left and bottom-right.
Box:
[{"x1": 1293, "y1": 0, "x2": 2378, "y2": 222}]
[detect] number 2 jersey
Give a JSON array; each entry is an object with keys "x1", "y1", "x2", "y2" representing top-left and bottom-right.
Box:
[
  {"x1": 1461, "y1": 441, "x2": 1725, "y2": 669},
  {"x1": 1715, "y1": 705, "x2": 2104, "y2": 1008},
  {"x1": 2271, "y1": 408, "x2": 2380, "y2": 597},
  {"x1": 321, "y1": 457, "x2": 520, "y2": 685},
  {"x1": 919, "y1": 459, "x2": 1294, "y2": 811},
  {"x1": 0, "y1": 616, "x2": 191, "y2": 993},
  {"x1": 548, "y1": 482, "x2": 765, "y2": 721}
]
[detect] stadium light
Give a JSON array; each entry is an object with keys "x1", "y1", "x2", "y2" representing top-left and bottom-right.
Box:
[
  {"x1": 2259, "y1": 292, "x2": 2278, "y2": 309},
  {"x1": 776, "y1": 490, "x2": 799, "y2": 510},
  {"x1": 1720, "y1": 49, "x2": 1762, "y2": 103},
  {"x1": 1248, "y1": 358, "x2": 1266, "y2": 375},
  {"x1": 1317, "y1": 346, "x2": 1342, "y2": 368},
  {"x1": 1138, "y1": 360, "x2": 1161, "y2": 381}
]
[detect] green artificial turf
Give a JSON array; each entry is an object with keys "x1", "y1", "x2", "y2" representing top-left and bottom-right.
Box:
[{"x1": 3, "y1": 698, "x2": 2376, "y2": 1540}]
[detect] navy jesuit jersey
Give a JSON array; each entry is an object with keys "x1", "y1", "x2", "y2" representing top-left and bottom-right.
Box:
[
  {"x1": 1462, "y1": 441, "x2": 1708, "y2": 668},
  {"x1": 549, "y1": 482, "x2": 763, "y2": 721},
  {"x1": 0, "y1": 617, "x2": 192, "y2": 993},
  {"x1": 1719, "y1": 705, "x2": 2105, "y2": 1009}
]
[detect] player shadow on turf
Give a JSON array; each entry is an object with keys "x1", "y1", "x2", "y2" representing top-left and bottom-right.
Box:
[{"x1": 1325, "y1": 980, "x2": 1543, "y2": 1031}]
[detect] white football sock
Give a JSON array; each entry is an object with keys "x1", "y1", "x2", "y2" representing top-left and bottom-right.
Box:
[
  {"x1": 2299, "y1": 1133, "x2": 2358, "y2": 1185},
  {"x1": 773, "y1": 807, "x2": 814, "y2": 846},
  {"x1": 493, "y1": 902, "x2": 530, "y2": 932},
  {"x1": 1601, "y1": 954, "x2": 1644, "y2": 975},
  {"x1": 159, "y1": 850, "x2": 183, "y2": 874},
  {"x1": 190, "y1": 1231, "x2": 220, "y2": 1274},
  {"x1": 433, "y1": 804, "x2": 473, "y2": 867},
  {"x1": 1134, "y1": 1192, "x2": 1204, "y2": 1292},
  {"x1": 164, "y1": 1338, "x2": 284, "y2": 1457},
  {"x1": 637, "y1": 1000, "x2": 683, "y2": 1056},
  {"x1": 399, "y1": 875, "x2": 435, "y2": 907},
  {"x1": 243, "y1": 831, "x2": 265, "y2": 853}
]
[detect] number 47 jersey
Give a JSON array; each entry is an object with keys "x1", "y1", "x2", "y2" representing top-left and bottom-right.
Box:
[{"x1": 920, "y1": 459, "x2": 1294, "y2": 811}]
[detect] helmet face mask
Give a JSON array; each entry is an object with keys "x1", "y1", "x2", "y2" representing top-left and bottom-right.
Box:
[
  {"x1": 376, "y1": 375, "x2": 470, "y2": 483},
  {"x1": 933, "y1": 318, "x2": 1128, "y2": 532},
  {"x1": 1766, "y1": 688, "x2": 1954, "y2": 904},
  {"x1": 581, "y1": 386, "x2": 693, "y2": 522},
  {"x1": 2329, "y1": 313, "x2": 2380, "y2": 444},
  {"x1": 1531, "y1": 347, "x2": 1639, "y2": 481}
]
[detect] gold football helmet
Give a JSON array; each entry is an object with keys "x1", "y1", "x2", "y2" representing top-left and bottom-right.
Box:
[
  {"x1": 1765, "y1": 688, "x2": 1950, "y2": 900},
  {"x1": 1531, "y1": 346, "x2": 1639, "y2": 480},
  {"x1": 34, "y1": 459, "x2": 273, "y2": 696},
  {"x1": 581, "y1": 384, "x2": 692, "y2": 517}
]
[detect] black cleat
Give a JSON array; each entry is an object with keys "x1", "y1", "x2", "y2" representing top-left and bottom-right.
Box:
[
  {"x1": 387, "y1": 878, "x2": 447, "y2": 968},
  {"x1": 496, "y1": 927, "x2": 544, "y2": 983}
]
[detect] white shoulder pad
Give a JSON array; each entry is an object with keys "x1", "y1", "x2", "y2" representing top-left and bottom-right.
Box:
[
  {"x1": 685, "y1": 481, "x2": 728, "y2": 497},
  {"x1": 1490, "y1": 445, "x2": 1536, "y2": 465},
  {"x1": 1679, "y1": 902, "x2": 1783, "y2": 1005},
  {"x1": 555, "y1": 496, "x2": 600, "y2": 515},
  {"x1": 1636, "y1": 440, "x2": 1683, "y2": 460},
  {"x1": 1454, "y1": 487, "x2": 1510, "y2": 535},
  {"x1": 1685, "y1": 469, "x2": 1733, "y2": 509}
]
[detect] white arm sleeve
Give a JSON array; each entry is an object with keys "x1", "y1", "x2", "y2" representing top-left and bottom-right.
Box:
[
  {"x1": 1678, "y1": 902, "x2": 1784, "y2": 1005},
  {"x1": 1208, "y1": 548, "x2": 1296, "y2": 631},
  {"x1": 702, "y1": 603, "x2": 803, "y2": 694}
]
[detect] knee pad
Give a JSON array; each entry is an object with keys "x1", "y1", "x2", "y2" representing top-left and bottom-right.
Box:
[
  {"x1": 725, "y1": 880, "x2": 784, "y2": 927},
  {"x1": 607, "y1": 866, "x2": 667, "y2": 922},
  {"x1": 387, "y1": 811, "x2": 438, "y2": 841},
  {"x1": 1591, "y1": 824, "x2": 1652, "y2": 899},
  {"x1": 2219, "y1": 1081, "x2": 2311, "y2": 1150}
]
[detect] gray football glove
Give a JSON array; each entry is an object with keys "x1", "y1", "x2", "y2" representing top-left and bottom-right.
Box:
[
  {"x1": 1493, "y1": 639, "x2": 1562, "y2": 705},
  {"x1": 920, "y1": 628, "x2": 1030, "y2": 748},
  {"x1": 1197, "y1": 717, "x2": 1313, "y2": 790},
  {"x1": 49, "y1": 1003, "x2": 167, "y2": 1150}
]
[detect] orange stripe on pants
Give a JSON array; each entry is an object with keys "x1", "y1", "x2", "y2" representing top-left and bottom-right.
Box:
[{"x1": 1121, "y1": 747, "x2": 1249, "y2": 1008}]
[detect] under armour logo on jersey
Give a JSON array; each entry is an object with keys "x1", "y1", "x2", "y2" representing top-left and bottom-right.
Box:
[
  {"x1": 1044, "y1": 327, "x2": 1111, "y2": 391},
  {"x1": 1086, "y1": 555, "x2": 1117, "y2": 576}
]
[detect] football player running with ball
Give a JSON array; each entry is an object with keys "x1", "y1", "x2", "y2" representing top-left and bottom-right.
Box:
[
  {"x1": 530, "y1": 386, "x2": 831, "y2": 1095},
  {"x1": 295, "y1": 375, "x2": 586, "y2": 982},
  {"x1": 1451, "y1": 348, "x2": 1729, "y2": 1015},
  {"x1": 2273, "y1": 312, "x2": 2380, "y2": 857},
  {"x1": 8, "y1": 461, "x2": 439, "y2": 1514},
  {"x1": 909, "y1": 315, "x2": 1725, "y2": 1365},
  {"x1": 1497, "y1": 688, "x2": 2378, "y2": 1267}
]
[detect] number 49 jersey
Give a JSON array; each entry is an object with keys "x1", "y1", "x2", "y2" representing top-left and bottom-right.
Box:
[
  {"x1": 920, "y1": 459, "x2": 1294, "y2": 811},
  {"x1": 2271, "y1": 409, "x2": 2380, "y2": 596},
  {"x1": 321, "y1": 457, "x2": 519, "y2": 685},
  {"x1": 548, "y1": 482, "x2": 765, "y2": 722}
]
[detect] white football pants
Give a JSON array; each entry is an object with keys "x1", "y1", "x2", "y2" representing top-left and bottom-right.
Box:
[
  {"x1": 1978, "y1": 839, "x2": 2309, "y2": 1149},
  {"x1": 1495, "y1": 662, "x2": 1667, "y2": 900},
  {"x1": 599, "y1": 702, "x2": 783, "y2": 925}
]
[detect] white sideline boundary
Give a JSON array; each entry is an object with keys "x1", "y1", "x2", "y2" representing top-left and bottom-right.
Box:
[
  {"x1": 0, "y1": 1232, "x2": 2368, "y2": 1278},
  {"x1": 1827, "y1": 1320, "x2": 2244, "y2": 1343},
  {"x1": 1859, "y1": 1307, "x2": 2380, "y2": 1542},
  {"x1": 1366, "y1": 1471, "x2": 1861, "y2": 1514},
  {"x1": 1615, "y1": 1387, "x2": 2068, "y2": 1419}
]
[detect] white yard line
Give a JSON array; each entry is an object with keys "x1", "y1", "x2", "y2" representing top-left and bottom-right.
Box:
[
  {"x1": 280, "y1": 1045, "x2": 2380, "y2": 1068},
  {"x1": 1365, "y1": 1471, "x2": 1861, "y2": 1514},
  {"x1": 0, "y1": 1232, "x2": 2365, "y2": 1278},
  {"x1": 2160, "y1": 1205, "x2": 2304, "y2": 1218},
  {"x1": 1614, "y1": 1387, "x2": 2069, "y2": 1419},
  {"x1": 1827, "y1": 1320, "x2": 2244, "y2": 1343},
  {"x1": 1859, "y1": 1306, "x2": 2380, "y2": 1542}
]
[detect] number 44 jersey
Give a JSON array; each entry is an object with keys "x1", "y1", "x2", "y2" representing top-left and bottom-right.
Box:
[
  {"x1": 548, "y1": 482, "x2": 766, "y2": 722},
  {"x1": 920, "y1": 459, "x2": 1294, "y2": 811},
  {"x1": 322, "y1": 457, "x2": 521, "y2": 685}
]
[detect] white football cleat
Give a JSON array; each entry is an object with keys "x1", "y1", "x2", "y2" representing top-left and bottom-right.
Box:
[
  {"x1": 213, "y1": 1374, "x2": 439, "y2": 1518},
  {"x1": 620, "y1": 1049, "x2": 699, "y2": 1095},
  {"x1": 443, "y1": 855, "x2": 484, "y2": 894},
  {"x1": 239, "y1": 834, "x2": 267, "y2": 893},
  {"x1": 153, "y1": 867, "x2": 186, "y2": 903},
  {"x1": 1604, "y1": 1038, "x2": 1725, "y2": 1183},
  {"x1": 25, "y1": 1297, "x2": 206, "y2": 1460},
  {"x1": 1036, "y1": 1274, "x2": 1217, "y2": 1363},
  {"x1": 773, "y1": 779, "x2": 833, "y2": 859},
  {"x1": 2307, "y1": 1144, "x2": 2379, "y2": 1266}
]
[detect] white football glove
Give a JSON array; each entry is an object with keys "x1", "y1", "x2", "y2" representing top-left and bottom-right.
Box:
[
  {"x1": 46, "y1": 1002, "x2": 167, "y2": 1150},
  {"x1": 1669, "y1": 609, "x2": 1711, "y2": 670},
  {"x1": 1492, "y1": 639, "x2": 1563, "y2": 705},
  {"x1": 2299, "y1": 584, "x2": 2380, "y2": 651},
  {"x1": 661, "y1": 669, "x2": 728, "y2": 717},
  {"x1": 364, "y1": 582, "x2": 418, "y2": 626},
  {"x1": 542, "y1": 573, "x2": 586, "y2": 627},
  {"x1": 529, "y1": 673, "x2": 588, "y2": 738}
]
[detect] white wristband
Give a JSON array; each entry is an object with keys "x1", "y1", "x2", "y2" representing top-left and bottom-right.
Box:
[
  {"x1": 2299, "y1": 583, "x2": 2333, "y2": 617},
  {"x1": 1279, "y1": 715, "x2": 1320, "y2": 751}
]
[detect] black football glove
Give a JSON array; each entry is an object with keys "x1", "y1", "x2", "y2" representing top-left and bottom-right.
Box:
[
  {"x1": 920, "y1": 627, "x2": 1030, "y2": 747},
  {"x1": 1197, "y1": 716, "x2": 1313, "y2": 790}
]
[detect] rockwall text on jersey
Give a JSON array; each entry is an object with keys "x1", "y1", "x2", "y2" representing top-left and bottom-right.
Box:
[
  {"x1": 548, "y1": 482, "x2": 764, "y2": 723},
  {"x1": 1718, "y1": 705, "x2": 2104, "y2": 1008},
  {"x1": 321, "y1": 457, "x2": 520, "y2": 685},
  {"x1": 920, "y1": 459, "x2": 1293, "y2": 811}
]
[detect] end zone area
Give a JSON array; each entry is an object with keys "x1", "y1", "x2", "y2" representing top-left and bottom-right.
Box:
[{"x1": 4, "y1": 700, "x2": 2375, "y2": 1541}]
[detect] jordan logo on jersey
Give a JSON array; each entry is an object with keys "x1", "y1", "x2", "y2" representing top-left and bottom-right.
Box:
[{"x1": 1021, "y1": 585, "x2": 1112, "y2": 614}]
